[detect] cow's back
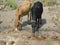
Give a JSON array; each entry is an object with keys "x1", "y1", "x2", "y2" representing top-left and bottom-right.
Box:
[{"x1": 31, "y1": 1, "x2": 43, "y2": 18}]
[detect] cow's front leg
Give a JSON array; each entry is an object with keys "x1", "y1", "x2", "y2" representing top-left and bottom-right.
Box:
[{"x1": 14, "y1": 15, "x2": 20, "y2": 31}]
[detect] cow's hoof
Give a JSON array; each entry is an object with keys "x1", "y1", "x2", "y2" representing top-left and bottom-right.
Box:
[
  {"x1": 18, "y1": 28, "x2": 22, "y2": 31},
  {"x1": 15, "y1": 28, "x2": 18, "y2": 31},
  {"x1": 18, "y1": 27, "x2": 22, "y2": 31}
]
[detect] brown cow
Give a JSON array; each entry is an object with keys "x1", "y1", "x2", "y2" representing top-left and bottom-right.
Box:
[{"x1": 14, "y1": 0, "x2": 31, "y2": 31}]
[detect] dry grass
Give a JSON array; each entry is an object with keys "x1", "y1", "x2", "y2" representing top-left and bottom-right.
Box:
[
  {"x1": 52, "y1": 15, "x2": 60, "y2": 27},
  {"x1": 40, "y1": 0, "x2": 57, "y2": 6}
]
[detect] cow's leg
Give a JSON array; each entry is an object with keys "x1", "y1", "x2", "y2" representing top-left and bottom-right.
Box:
[
  {"x1": 27, "y1": 12, "x2": 31, "y2": 24},
  {"x1": 32, "y1": 15, "x2": 36, "y2": 34},
  {"x1": 37, "y1": 17, "x2": 42, "y2": 29},
  {"x1": 35, "y1": 18, "x2": 40, "y2": 36},
  {"x1": 29, "y1": 11, "x2": 32, "y2": 22},
  {"x1": 39, "y1": 15, "x2": 42, "y2": 24},
  {"x1": 32, "y1": 22, "x2": 36, "y2": 33},
  {"x1": 37, "y1": 18, "x2": 40, "y2": 28},
  {"x1": 30, "y1": 12, "x2": 32, "y2": 22},
  {"x1": 18, "y1": 16, "x2": 22, "y2": 31},
  {"x1": 27, "y1": 12, "x2": 30, "y2": 21},
  {"x1": 14, "y1": 15, "x2": 20, "y2": 31}
]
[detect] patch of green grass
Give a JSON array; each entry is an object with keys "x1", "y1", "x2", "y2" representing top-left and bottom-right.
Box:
[
  {"x1": 6, "y1": 0, "x2": 17, "y2": 9},
  {"x1": 0, "y1": 0, "x2": 3, "y2": 5},
  {"x1": 0, "y1": 0, "x2": 6, "y2": 5}
]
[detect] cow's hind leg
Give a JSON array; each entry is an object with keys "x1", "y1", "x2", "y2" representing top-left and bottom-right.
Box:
[
  {"x1": 18, "y1": 17, "x2": 22, "y2": 31},
  {"x1": 38, "y1": 18, "x2": 41, "y2": 28},
  {"x1": 39, "y1": 15, "x2": 42, "y2": 24},
  {"x1": 27, "y1": 13, "x2": 30, "y2": 24},
  {"x1": 37, "y1": 17, "x2": 42, "y2": 29},
  {"x1": 32, "y1": 17, "x2": 37, "y2": 33},
  {"x1": 28, "y1": 13, "x2": 30, "y2": 21}
]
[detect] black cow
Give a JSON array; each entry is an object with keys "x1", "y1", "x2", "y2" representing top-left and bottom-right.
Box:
[{"x1": 31, "y1": 1, "x2": 43, "y2": 33}]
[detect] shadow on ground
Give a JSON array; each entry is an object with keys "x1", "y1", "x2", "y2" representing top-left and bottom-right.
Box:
[
  {"x1": 40, "y1": 19, "x2": 46, "y2": 28},
  {"x1": 18, "y1": 19, "x2": 46, "y2": 33}
]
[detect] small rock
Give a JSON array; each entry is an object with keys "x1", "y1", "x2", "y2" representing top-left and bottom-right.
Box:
[
  {"x1": 6, "y1": 41, "x2": 15, "y2": 45},
  {"x1": 0, "y1": 40, "x2": 6, "y2": 45}
]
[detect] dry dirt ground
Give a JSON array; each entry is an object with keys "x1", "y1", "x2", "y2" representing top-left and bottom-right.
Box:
[{"x1": 0, "y1": 0, "x2": 60, "y2": 45}]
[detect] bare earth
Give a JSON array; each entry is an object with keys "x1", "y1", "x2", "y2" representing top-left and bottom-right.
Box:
[{"x1": 0, "y1": 0, "x2": 60, "y2": 45}]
